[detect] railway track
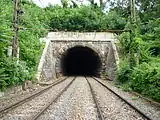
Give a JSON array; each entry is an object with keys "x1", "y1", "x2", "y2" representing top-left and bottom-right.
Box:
[
  {"x1": 30, "y1": 77, "x2": 76, "y2": 120},
  {"x1": 34, "y1": 77, "x2": 151, "y2": 120},
  {"x1": 86, "y1": 77, "x2": 104, "y2": 120},
  {"x1": 0, "y1": 77, "x2": 75, "y2": 120},
  {"x1": 87, "y1": 77, "x2": 152, "y2": 120},
  {"x1": 0, "y1": 77, "x2": 67, "y2": 113},
  {"x1": 36, "y1": 76, "x2": 99, "y2": 120},
  {"x1": 0, "y1": 76, "x2": 155, "y2": 120}
]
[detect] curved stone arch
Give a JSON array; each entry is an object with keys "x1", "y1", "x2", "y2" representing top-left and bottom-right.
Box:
[
  {"x1": 55, "y1": 42, "x2": 105, "y2": 77},
  {"x1": 56, "y1": 42, "x2": 104, "y2": 61}
]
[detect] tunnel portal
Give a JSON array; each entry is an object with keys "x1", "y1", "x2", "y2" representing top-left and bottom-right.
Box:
[{"x1": 61, "y1": 46, "x2": 102, "y2": 76}]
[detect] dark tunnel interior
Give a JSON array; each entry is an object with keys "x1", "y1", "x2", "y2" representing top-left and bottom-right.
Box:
[{"x1": 61, "y1": 46, "x2": 102, "y2": 76}]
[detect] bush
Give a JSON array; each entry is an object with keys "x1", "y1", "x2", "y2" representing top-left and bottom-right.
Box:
[
  {"x1": 130, "y1": 62, "x2": 160, "y2": 101},
  {"x1": 116, "y1": 59, "x2": 160, "y2": 102},
  {"x1": 117, "y1": 28, "x2": 160, "y2": 101},
  {"x1": 0, "y1": 57, "x2": 30, "y2": 90},
  {"x1": 0, "y1": 0, "x2": 48, "y2": 91},
  {"x1": 116, "y1": 59, "x2": 131, "y2": 84},
  {"x1": 48, "y1": 6, "x2": 127, "y2": 31},
  {"x1": 0, "y1": 69, "x2": 8, "y2": 90}
]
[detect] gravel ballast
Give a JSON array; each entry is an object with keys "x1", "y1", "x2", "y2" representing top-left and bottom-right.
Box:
[
  {"x1": 1, "y1": 77, "x2": 73, "y2": 120},
  {"x1": 88, "y1": 77, "x2": 147, "y2": 120},
  {"x1": 38, "y1": 76, "x2": 99, "y2": 120},
  {"x1": 0, "y1": 85, "x2": 45, "y2": 110},
  {"x1": 1, "y1": 76, "x2": 159, "y2": 120},
  {"x1": 95, "y1": 77, "x2": 160, "y2": 120},
  {"x1": 0, "y1": 78, "x2": 65, "y2": 110}
]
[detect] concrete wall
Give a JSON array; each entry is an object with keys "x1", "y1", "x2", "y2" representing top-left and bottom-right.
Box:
[
  {"x1": 36, "y1": 40, "x2": 56, "y2": 82},
  {"x1": 105, "y1": 42, "x2": 119, "y2": 79}
]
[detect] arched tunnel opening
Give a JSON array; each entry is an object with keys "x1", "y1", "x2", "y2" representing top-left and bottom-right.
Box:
[{"x1": 61, "y1": 46, "x2": 102, "y2": 76}]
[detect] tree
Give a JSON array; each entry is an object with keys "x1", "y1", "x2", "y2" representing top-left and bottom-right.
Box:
[
  {"x1": 136, "y1": 0, "x2": 160, "y2": 21},
  {"x1": 88, "y1": 0, "x2": 94, "y2": 5},
  {"x1": 61, "y1": 0, "x2": 69, "y2": 8},
  {"x1": 99, "y1": 0, "x2": 107, "y2": 10}
]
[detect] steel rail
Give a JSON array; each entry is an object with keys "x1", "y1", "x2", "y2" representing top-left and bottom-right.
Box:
[
  {"x1": 101, "y1": 77, "x2": 160, "y2": 106},
  {"x1": 30, "y1": 77, "x2": 76, "y2": 120},
  {"x1": 0, "y1": 77, "x2": 68, "y2": 117},
  {"x1": 92, "y1": 77, "x2": 152, "y2": 120},
  {"x1": 86, "y1": 77, "x2": 105, "y2": 120},
  {"x1": 131, "y1": 91, "x2": 160, "y2": 107}
]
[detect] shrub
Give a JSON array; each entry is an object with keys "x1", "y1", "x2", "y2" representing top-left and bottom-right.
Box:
[
  {"x1": 0, "y1": 0, "x2": 48, "y2": 91},
  {"x1": 0, "y1": 57, "x2": 31, "y2": 90},
  {"x1": 116, "y1": 59, "x2": 131, "y2": 84},
  {"x1": 48, "y1": 6, "x2": 127, "y2": 31},
  {"x1": 130, "y1": 62, "x2": 160, "y2": 101}
]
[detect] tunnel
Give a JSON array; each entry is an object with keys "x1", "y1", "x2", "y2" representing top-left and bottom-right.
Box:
[{"x1": 61, "y1": 46, "x2": 102, "y2": 76}]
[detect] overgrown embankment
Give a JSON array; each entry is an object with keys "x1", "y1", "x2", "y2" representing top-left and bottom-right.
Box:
[
  {"x1": 117, "y1": 19, "x2": 160, "y2": 102},
  {"x1": 0, "y1": 0, "x2": 48, "y2": 90}
]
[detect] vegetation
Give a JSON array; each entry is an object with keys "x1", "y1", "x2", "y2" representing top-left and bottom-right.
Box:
[
  {"x1": 0, "y1": 0, "x2": 48, "y2": 90},
  {"x1": 47, "y1": 6, "x2": 126, "y2": 31},
  {"x1": 115, "y1": 0, "x2": 160, "y2": 101},
  {"x1": 0, "y1": 0, "x2": 127, "y2": 91},
  {"x1": 0, "y1": 0, "x2": 159, "y2": 102}
]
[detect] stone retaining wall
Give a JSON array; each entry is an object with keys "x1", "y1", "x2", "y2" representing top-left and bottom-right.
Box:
[
  {"x1": 36, "y1": 40, "x2": 56, "y2": 82},
  {"x1": 36, "y1": 32, "x2": 119, "y2": 82}
]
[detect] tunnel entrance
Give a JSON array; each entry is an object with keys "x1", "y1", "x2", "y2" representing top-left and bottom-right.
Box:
[{"x1": 61, "y1": 46, "x2": 102, "y2": 76}]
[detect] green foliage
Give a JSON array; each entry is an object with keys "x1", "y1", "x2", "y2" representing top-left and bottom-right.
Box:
[
  {"x1": 117, "y1": 29, "x2": 160, "y2": 101},
  {"x1": 0, "y1": 0, "x2": 48, "y2": 91},
  {"x1": 0, "y1": 0, "x2": 13, "y2": 58},
  {"x1": 115, "y1": 0, "x2": 160, "y2": 101},
  {"x1": 0, "y1": 57, "x2": 31, "y2": 90},
  {"x1": 101, "y1": 11, "x2": 127, "y2": 30},
  {"x1": 118, "y1": 32, "x2": 131, "y2": 54},
  {"x1": 137, "y1": 0, "x2": 160, "y2": 21},
  {"x1": 116, "y1": 58, "x2": 160, "y2": 101},
  {"x1": 117, "y1": 4, "x2": 160, "y2": 102},
  {"x1": 0, "y1": 69, "x2": 8, "y2": 90},
  {"x1": 116, "y1": 59, "x2": 131, "y2": 84},
  {"x1": 131, "y1": 61, "x2": 160, "y2": 101},
  {"x1": 48, "y1": 6, "x2": 127, "y2": 31}
]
